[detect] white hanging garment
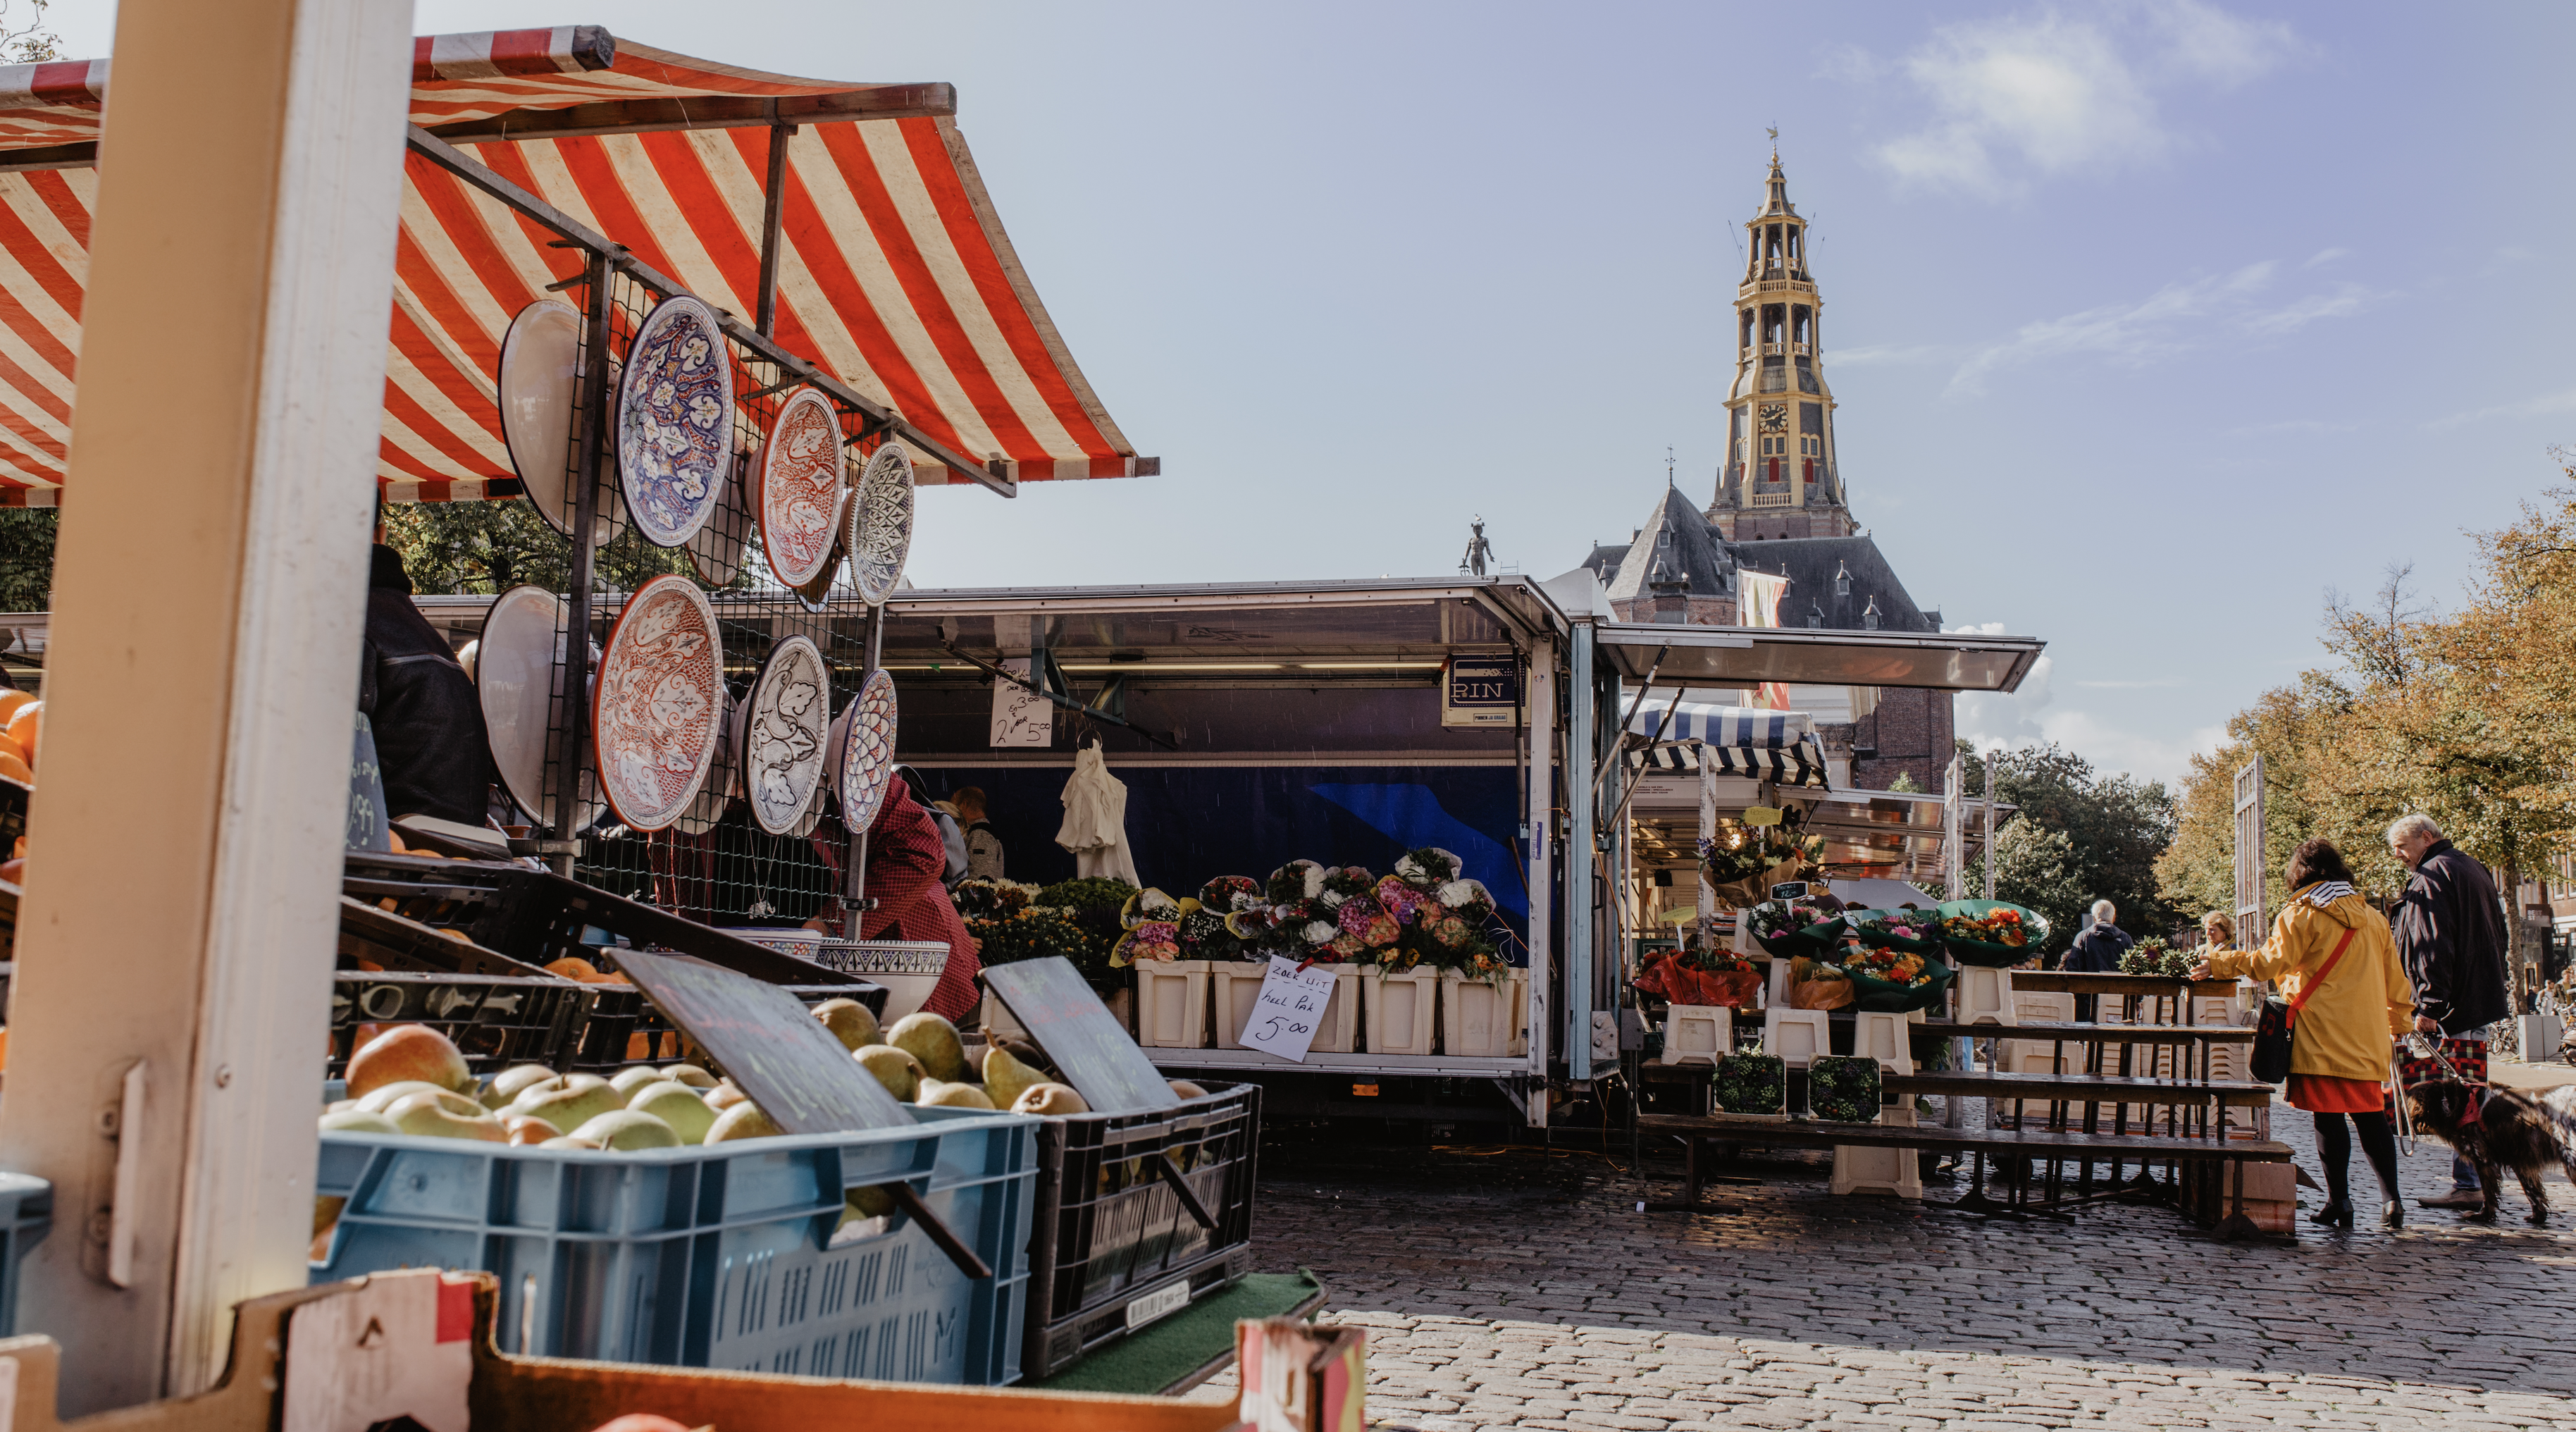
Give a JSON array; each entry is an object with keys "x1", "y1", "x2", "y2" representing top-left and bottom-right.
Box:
[{"x1": 1055, "y1": 741, "x2": 1139, "y2": 886}]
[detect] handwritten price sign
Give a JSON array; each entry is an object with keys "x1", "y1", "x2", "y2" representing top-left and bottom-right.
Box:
[{"x1": 1241, "y1": 955, "x2": 1337, "y2": 1062}]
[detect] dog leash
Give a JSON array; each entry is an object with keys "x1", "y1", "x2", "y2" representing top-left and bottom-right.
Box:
[{"x1": 2391, "y1": 1041, "x2": 2418, "y2": 1157}]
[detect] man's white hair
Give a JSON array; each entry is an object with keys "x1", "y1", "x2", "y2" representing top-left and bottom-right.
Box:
[
  {"x1": 2388, "y1": 813, "x2": 2444, "y2": 845},
  {"x1": 2091, "y1": 899, "x2": 2117, "y2": 923}
]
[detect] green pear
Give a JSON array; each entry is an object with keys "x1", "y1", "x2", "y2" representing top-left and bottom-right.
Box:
[
  {"x1": 917, "y1": 1079, "x2": 996, "y2": 1110},
  {"x1": 354, "y1": 1080, "x2": 458, "y2": 1115},
  {"x1": 571, "y1": 1109, "x2": 681, "y2": 1151},
  {"x1": 507, "y1": 1081, "x2": 625, "y2": 1135},
  {"x1": 627, "y1": 1081, "x2": 717, "y2": 1142},
  {"x1": 659, "y1": 1064, "x2": 717, "y2": 1089},
  {"x1": 608, "y1": 1065, "x2": 667, "y2": 1097},
  {"x1": 982, "y1": 1045, "x2": 1045, "y2": 1110},
  {"x1": 855, "y1": 1044, "x2": 924, "y2": 1101},
  {"x1": 705, "y1": 1101, "x2": 784, "y2": 1143},
  {"x1": 318, "y1": 1109, "x2": 402, "y2": 1135},
  {"x1": 483, "y1": 1063, "x2": 559, "y2": 1109},
  {"x1": 812, "y1": 998, "x2": 882, "y2": 1051},
  {"x1": 887, "y1": 1013, "x2": 967, "y2": 1082},
  {"x1": 385, "y1": 1091, "x2": 507, "y2": 1142},
  {"x1": 1011, "y1": 1082, "x2": 1091, "y2": 1117}
]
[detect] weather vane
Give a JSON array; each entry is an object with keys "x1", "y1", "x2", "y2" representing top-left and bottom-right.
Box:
[{"x1": 1666, "y1": 445, "x2": 1676, "y2": 487}]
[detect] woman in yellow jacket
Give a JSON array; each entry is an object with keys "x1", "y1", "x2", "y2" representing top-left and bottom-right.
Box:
[{"x1": 2192, "y1": 839, "x2": 2414, "y2": 1230}]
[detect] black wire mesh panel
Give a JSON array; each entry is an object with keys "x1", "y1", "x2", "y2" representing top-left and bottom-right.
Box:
[
  {"x1": 485, "y1": 268, "x2": 909, "y2": 929},
  {"x1": 327, "y1": 971, "x2": 595, "y2": 1078}
]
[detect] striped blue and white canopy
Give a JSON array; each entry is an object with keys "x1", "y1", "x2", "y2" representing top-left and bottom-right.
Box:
[{"x1": 1624, "y1": 698, "x2": 1829, "y2": 787}]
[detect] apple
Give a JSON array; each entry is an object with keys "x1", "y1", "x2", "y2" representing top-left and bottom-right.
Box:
[
  {"x1": 506, "y1": 1081, "x2": 624, "y2": 1134},
  {"x1": 538, "y1": 1135, "x2": 605, "y2": 1150},
  {"x1": 704, "y1": 1080, "x2": 748, "y2": 1111},
  {"x1": 657, "y1": 1064, "x2": 716, "y2": 1089},
  {"x1": 502, "y1": 1114, "x2": 563, "y2": 1145},
  {"x1": 626, "y1": 1082, "x2": 716, "y2": 1143},
  {"x1": 483, "y1": 1063, "x2": 559, "y2": 1109},
  {"x1": 571, "y1": 1109, "x2": 681, "y2": 1150},
  {"x1": 384, "y1": 1091, "x2": 507, "y2": 1142},
  {"x1": 318, "y1": 1109, "x2": 401, "y2": 1135},
  {"x1": 347, "y1": 1025, "x2": 473, "y2": 1099},
  {"x1": 705, "y1": 1101, "x2": 782, "y2": 1143},
  {"x1": 355, "y1": 1081, "x2": 478, "y2": 1117},
  {"x1": 608, "y1": 1065, "x2": 667, "y2": 1097}
]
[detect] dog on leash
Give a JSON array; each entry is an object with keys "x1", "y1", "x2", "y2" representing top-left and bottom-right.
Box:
[{"x1": 2401, "y1": 1080, "x2": 2576, "y2": 1226}]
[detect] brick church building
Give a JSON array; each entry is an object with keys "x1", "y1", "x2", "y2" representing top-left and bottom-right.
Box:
[{"x1": 1580, "y1": 152, "x2": 1954, "y2": 793}]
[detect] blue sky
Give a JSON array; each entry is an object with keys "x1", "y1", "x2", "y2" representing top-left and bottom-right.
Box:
[{"x1": 56, "y1": 1, "x2": 2576, "y2": 785}]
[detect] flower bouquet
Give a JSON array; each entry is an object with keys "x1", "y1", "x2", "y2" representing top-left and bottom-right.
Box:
[
  {"x1": 1787, "y1": 954, "x2": 1855, "y2": 1011},
  {"x1": 1176, "y1": 905, "x2": 1243, "y2": 961},
  {"x1": 964, "y1": 904, "x2": 1088, "y2": 966},
  {"x1": 1698, "y1": 810, "x2": 1823, "y2": 908},
  {"x1": 1712, "y1": 1042, "x2": 1786, "y2": 1116},
  {"x1": 1633, "y1": 949, "x2": 1764, "y2": 1008},
  {"x1": 1110, "y1": 918, "x2": 1184, "y2": 966},
  {"x1": 2118, "y1": 935, "x2": 2193, "y2": 979},
  {"x1": 952, "y1": 877, "x2": 1039, "y2": 920},
  {"x1": 1807, "y1": 1054, "x2": 1883, "y2": 1124},
  {"x1": 1848, "y1": 907, "x2": 1944, "y2": 954},
  {"x1": 1935, "y1": 899, "x2": 2050, "y2": 968},
  {"x1": 1120, "y1": 886, "x2": 1186, "y2": 930},
  {"x1": 1032, "y1": 875, "x2": 1139, "y2": 981},
  {"x1": 1394, "y1": 846, "x2": 1463, "y2": 889},
  {"x1": 1836, "y1": 939, "x2": 1956, "y2": 1014},
  {"x1": 1745, "y1": 899, "x2": 1838, "y2": 958}
]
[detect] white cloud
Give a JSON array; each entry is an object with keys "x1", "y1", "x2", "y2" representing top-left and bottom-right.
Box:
[
  {"x1": 2074, "y1": 677, "x2": 2187, "y2": 689},
  {"x1": 1948, "y1": 623, "x2": 2222, "y2": 784},
  {"x1": 2425, "y1": 385, "x2": 2576, "y2": 432},
  {"x1": 2241, "y1": 283, "x2": 2379, "y2": 336},
  {"x1": 1939, "y1": 262, "x2": 2379, "y2": 395},
  {"x1": 1864, "y1": 1, "x2": 2301, "y2": 197},
  {"x1": 2304, "y1": 247, "x2": 2352, "y2": 268}
]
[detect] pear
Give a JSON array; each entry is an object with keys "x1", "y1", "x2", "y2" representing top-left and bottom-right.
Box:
[
  {"x1": 507, "y1": 1081, "x2": 625, "y2": 1135},
  {"x1": 843, "y1": 1184, "x2": 896, "y2": 1223},
  {"x1": 854, "y1": 1044, "x2": 924, "y2": 1101},
  {"x1": 324, "y1": 1099, "x2": 360, "y2": 1116},
  {"x1": 318, "y1": 1109, "x2": 402, "y2": 1135},
  {"x1": 502, "y1": 1114, "x2": 563, "y2": 1146},
  {"x1": 354, "y1": 1080, "x2": 461, "y2": 1116},
  {"x1": 705, "y1": 1101, "x2": 784, "y2": 1143},
  {"x1": 705, "y1": 1081, "x2": 749, "y2": 1111},
  {"x1": 627, "y1": 1081, "x2": 717, "y2": 1143},
  {"x1": 658, "y1": 1064, "x2": 717, "y2": 1090},
  {"x1": 538, "y1": 1135, "x2": 605, "y2": 1150},
  {"x1": 1010, "y1": 1082, "x2": 1091, "y2": 1117},
  {"x1": 982, "y1": 1045, "x2": 1046, "y2": 1110},
  {"x1": 1168, "y1": 1080, "x2": 1208, "y2": 1101},
  {"x1": 916, "y1": 1079, "x2": 996, "y2": 1111},
  {"x1": 608, "y1": 1065, "x2": 667, "y2": 1097},
  {"x1": 385, "y1": 1091, "x2": 507, "y2": 1142},
  {"x1": 571, "y1": 1109, "x2": 681, "y2": 1151},
  {"x1": 483, "y1": 1063, "x2": 559, "y2": 1109},
  {"x1": 888, "y1": 1012, "x2": 967, "y2": 1083},
  {"x1": 347, "y1": 1025, "x2": 473, "y2": 1098},
  {"x1": 812, "y1": 998, "x2": 882, "y2": 1051}
]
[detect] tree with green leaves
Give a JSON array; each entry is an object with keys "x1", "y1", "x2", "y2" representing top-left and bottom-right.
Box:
[
  {"x1": 381, "y1": 499, "x2": 753, "y2": 595},
  {"x1": 0, "y1": 508, "x2": 55, "y2": 610},
  {"x1": 1957, "y1": 739, "x2": 2179, "y2": 950}
]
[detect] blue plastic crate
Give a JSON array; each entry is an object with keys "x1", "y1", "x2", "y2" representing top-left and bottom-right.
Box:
[
  {"x1": 312, "y1": 1109, "x2": 1035, "y2": 1383},
  {"x1": 0, "y1": 1171, "x2": 49, "y2": 1337}
]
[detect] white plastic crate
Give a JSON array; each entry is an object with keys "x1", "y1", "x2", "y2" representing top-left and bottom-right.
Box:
[
  {"x1": 1440, "y1": 970, "x2": 1526, "y2": 1057},
  {"x1": 1955, "y1": 965, "x2": 2014, "y2": 1025},
  {"x1": 2013, "y1": 989, "x2": 2076, "y2": 1024},
  {"x1": 1363, "y1": 969, "x2": 1439, "y2": 1056},
  {"x1": 1658, "y1": 1004, "x2": 1734, "y2": 1066},
  {"x1": 1311, "y1": 966, "x2": 1361, "y2": 1053},
  {"x1": 1762, "y1": 1008, "x2": 1831, "y2": 1068},
  {"x1": 1851, "y1": 1010, "x2": 1915, "y2": 1074},
  {"x1": 1209, "y1": 961, "x2": 1268, "y2": 1049},
  {"x1": 1831, "y1": 1106, "x2": 1922, "y2": 1199},
  {"x1": 1134, "y1": 959, "x2": 1211, "y2": 1048}
]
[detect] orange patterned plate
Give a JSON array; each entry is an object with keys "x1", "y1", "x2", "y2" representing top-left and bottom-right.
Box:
[{"x1": 592, "y1": 574, "x2": 725, "y2": 832}]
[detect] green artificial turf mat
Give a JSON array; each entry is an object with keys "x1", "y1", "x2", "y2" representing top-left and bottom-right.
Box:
[{"x1": 1020, "y1": 1270, "x2": 1325, "y2": 1395}]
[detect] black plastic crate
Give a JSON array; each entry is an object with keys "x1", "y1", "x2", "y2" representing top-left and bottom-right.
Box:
[
  {"x1": 566, "y1": 979, "x2": 886, "y2": 1070},
  {"x1": 328, "y1": 971, "x2": 595, "y2": 1078},
  {"x1": 1022, "y1": 1080, "x2": 1261, "y2": 1380}
]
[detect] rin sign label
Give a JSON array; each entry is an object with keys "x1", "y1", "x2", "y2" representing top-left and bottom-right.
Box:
[{"x1": 1442, "y1": 654, "x2": 1518, "y2": 727}]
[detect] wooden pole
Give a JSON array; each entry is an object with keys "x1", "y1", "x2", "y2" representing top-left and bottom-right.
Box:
[
  {"x1": 0, "y1": 0, "x2": 412, "y2": 1409},
  {"x1": 755, "y1": 121, "x2": 795, "y2": 338}
]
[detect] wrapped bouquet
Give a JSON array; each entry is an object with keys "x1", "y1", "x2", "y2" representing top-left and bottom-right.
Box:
[
  {"x1": 1633, "y1": 947, "x2": 1764, "y2": 1008},
  {"x1": 1745, "y1": 899, "x2": 1837, "y2": 958},
  {"x1": 1850, "y1": 908, "x2": 1943, "y2": 953},
  {"x1": 1936, "y1": 900, "x2": 2050, "y2": 968},
  {"x1": 1837, "y1": 938, "x2": 1955, "y2": 1013}
]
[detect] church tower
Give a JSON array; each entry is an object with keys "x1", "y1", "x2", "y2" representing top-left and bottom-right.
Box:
[{"x1": 1709, "y1": 152, "x2": 1855, "y2": 541}]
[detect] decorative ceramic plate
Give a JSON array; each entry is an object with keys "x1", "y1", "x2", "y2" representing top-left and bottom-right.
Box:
[
  {"x1": 743, "y1": 635, "x2": 831, "y2": 836},
  {"x1": 474, "y1": 584, "x2": 598, "y2": 830},
  {"x1": 686, "y1": 446, "x2": 750, "y2": 587},
  {"x1": 616, "y1": 293, "x2": 733, "y2": 549},
  {"x1": 497, "y1": 301, "x2": 593, "y2": 541},
  {"x1": 592, "y1": 574, "x2": 726, "y2": 832},
  {"x1": 790, "y1": 531, "x2": 842, "y2": 615},
  {"x1": 837, "y1": 667, "x2": 899, "y2": 832},
  {"x1": 756, "y1": 386, "x2": 847, "y2": 588},
  {"x1": 846, "y1": 443, "x2": 915, "y2": 605},
  {"x1": 672, "y1": 690, "x2": 738, "y2": 836}
]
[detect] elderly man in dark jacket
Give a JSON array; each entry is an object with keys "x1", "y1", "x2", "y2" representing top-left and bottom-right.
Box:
[
  {"x1": 2389, "y1": 813, "x2": 2512, "y2": 1210},
  {"x1": 2062, "y1": 899, "x2": 2133, "y2": 1021}
]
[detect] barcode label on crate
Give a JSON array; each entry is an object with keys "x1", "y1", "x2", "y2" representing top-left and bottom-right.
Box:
[{"x1": 1125, "y1": 1278, "x2": 1191, "y2": 1331}]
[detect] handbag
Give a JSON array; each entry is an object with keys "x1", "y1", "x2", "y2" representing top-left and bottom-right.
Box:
[{"x1": 2250, "y1": 925, "x2": 2358, "y2": 1084}]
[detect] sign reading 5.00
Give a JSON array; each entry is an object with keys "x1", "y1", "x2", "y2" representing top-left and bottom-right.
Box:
[{"x1": 1442, "y1": 655, "x2": 1518, "y2": 727}]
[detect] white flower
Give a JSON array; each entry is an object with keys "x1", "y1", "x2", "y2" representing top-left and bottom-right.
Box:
[
  {"x1": 1395, "y1": 854, "x2": 1425, "y2": 882},
  {"x1": 1318, "y1": 889, "x2": 1346, "y2": 911},
  {"x1": 1301, "y1": 864, "x2": 1325, "y2": 899},
  {"x1": 1437, "y1": 879, "x2": 1490, "y2": 908},
  {"x1": 1301, "y1": 920, "x2": 1338, "y2": 945}
]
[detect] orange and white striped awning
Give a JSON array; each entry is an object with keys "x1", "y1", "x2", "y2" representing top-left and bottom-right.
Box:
[{"x1": 0, "y1": 26, "x2": 1149, "y2": 504}]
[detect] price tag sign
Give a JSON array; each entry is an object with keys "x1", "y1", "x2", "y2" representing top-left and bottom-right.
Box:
[{"x1": 1240, "y1": 956, "x2": 1337, "y2": 1062}]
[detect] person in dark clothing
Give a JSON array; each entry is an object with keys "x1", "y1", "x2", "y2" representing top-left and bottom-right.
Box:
[
  {"x1": 2388, "y1": 813, "x2": 2513, "y2": 1210},
  {"x1": 2062, "y1": 899, "x2": 2132, "y2": 1021},
  {"x1": 359, "y1": 543, "x2": 495, "y2": 826}
]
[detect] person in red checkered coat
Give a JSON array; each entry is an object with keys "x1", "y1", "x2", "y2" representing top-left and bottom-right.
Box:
[{"x1": 807, "y1": 779, "x2": 982, "y2": 1021}]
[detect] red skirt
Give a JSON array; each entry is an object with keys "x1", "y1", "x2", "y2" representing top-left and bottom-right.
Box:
[{"x1": 2286, "y1": 1073, "x2": 2384, "y2": 1113}]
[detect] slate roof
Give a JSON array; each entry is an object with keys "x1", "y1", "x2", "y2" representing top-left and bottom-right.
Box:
[
  {"x1": 1730, "y1": 534, "x2": 1940, "y2": 633},
  {"x1": 1596, "y1": 486, "x2": 1738, "y2": 600}
]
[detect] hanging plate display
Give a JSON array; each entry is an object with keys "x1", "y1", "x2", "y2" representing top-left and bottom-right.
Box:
[
  {"x1": 475, "y1": 584, "x2": 598, "y2": 831},
  {"x1": 497, "y1": 300, "x2": 614, "y2": 543},
  {"x1": 845, "y1": 443, "x2": 915, "y2": 605},
  {"x1": 755, "y1": 385, "x2": 847, "y2": 589},
  {"x1": 592, "y1": 574, "x2": 726, "y2": 832},
  {"x1": 837, "y1": 667, "x2": 900, "y2": 833},
  {"x1": 672, "y1": 689, "x2": 738, "y2": 836},
  {"x1": 686, "y1": 445, "x2": 750, "y2": 588},
  {"x1": 743, "y1": 634, "x2": 831, "y2": 836},
  {"x1": 616, "y1": 292, "x2": 733, "y2": 549}
]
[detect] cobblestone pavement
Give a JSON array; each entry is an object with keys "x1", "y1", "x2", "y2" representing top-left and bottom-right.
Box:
[{"x1": 1243, "y1": 1104, "x2": 2576, "y2": 1431}]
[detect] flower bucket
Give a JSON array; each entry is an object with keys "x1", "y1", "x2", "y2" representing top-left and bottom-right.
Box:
[
  {"x1": 1439, "y1": 969, "x2": 1528, "y2": 1057},
  {"x1": 1363, "y1": 967, "x2": 1440, "y2": 1056},
  {"x1": 1209, "y1": 959, "x2": 1272, "y2": 1049},
  {"x1": 1132, "y1": 958, "x2": 1210, "y2": 1047}
]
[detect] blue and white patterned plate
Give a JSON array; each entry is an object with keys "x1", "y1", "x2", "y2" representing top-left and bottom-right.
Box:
[
  {"x1": 616, "y1": 293, "x2": 733, "y2": 548},
  {"x1": 846, "y1": 443, "x2": 915, "y2": 606},
  {"x1": 838, "y1": 667, "x2": 899, "y2": 833}
]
